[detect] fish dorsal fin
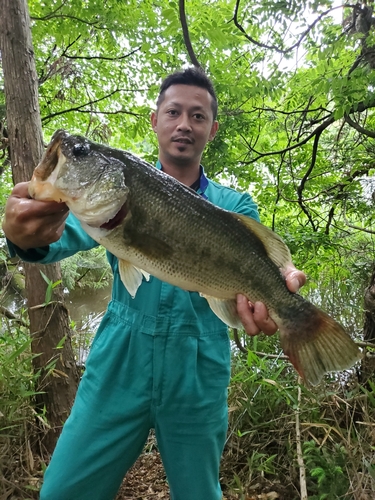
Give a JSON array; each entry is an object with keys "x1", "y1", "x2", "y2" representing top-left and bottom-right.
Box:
[
  {"x1": 232, "y1": 213, "x2": 292, "y2": 270},
  {"x1": 118, "y1": 259, "x2": 150, "y2": 298},
  {"x1": 200, "y1": 294, "x2": 242, "y2": 329}
]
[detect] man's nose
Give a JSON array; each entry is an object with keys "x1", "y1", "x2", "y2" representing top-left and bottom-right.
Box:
[{"x1": 177, "y1": 113, "x2": 192, "y2": 131}]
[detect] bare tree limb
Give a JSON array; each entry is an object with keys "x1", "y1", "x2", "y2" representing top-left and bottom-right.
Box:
[
  {"x1": 343, "y1": 199, "x2": 375, "y2": 234},
  {"x1": 31, "y1": 13, "x2": 105, "y2": 29},
  {"x1": 297, "y1": 129, "x2": 321, "y2": 196},
  {"x1": 244, "y1": 115, "x2": 335, "y2": 163},
  {"x1": 295, "y1": 130, "x2": 322, "y2": 231},
  {"x1": 0, "y1": 305, "x2": 28, "y2": 327},
  {"x1": 249, "y1": 105, "x2": 330, "y2": 117},
  {"x1": 345, "y1": 114, "x2": 375, "y2": 138},
  {"x1": 178, "y1": 0, "x2": 202, "y2": 69},
  {"x1": 41, "y1": 89, "x2": 141, "y2": 122},
  {"x1": 63, "y1": 46, "x2": 141, "y2": 62},
  {"x1": 38, "y1": 36, "x2": 82, "y2": 85},
  {"x1": 233, "y1": 0, "x2": 342, "y2": 54},
  {"x1": 325, "y1": 205, "x2": 336, "y2": 235},
  {"x1": 232, "y1": 328, "x2": 247, "y2": 353},
  {"x1": 242, "y1": 97, "x2": 375, "y2": 164},
  {"x1": 30, "y1": 0, "x2": 67, "y2": 20}
]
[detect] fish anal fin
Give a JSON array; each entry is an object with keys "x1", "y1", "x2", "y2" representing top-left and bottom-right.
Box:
[
  {"x1": 232, "y1": 213, "x2": 292, "y2": 270},
  {"x1": 201, "y1": 294, "x2": 242, "y2": 329},
  {"x1": 140, "y1": 269, "x2": 150, "y2": 281},
  {"x1": 279, "y1": 307, "x2": 362, "y2": 386},
  {"x1": 118, "y1": 259, "x2": 149, "y2": 298}
]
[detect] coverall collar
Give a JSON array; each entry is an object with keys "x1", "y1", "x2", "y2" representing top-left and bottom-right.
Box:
[{"x1": 156, "y1": 160, "x2": 209, "y2": 199}]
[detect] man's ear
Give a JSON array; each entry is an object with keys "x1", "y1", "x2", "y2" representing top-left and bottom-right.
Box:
[
  {"x1": 151, "y1": 111, "x2": 158, "y2": 132},
  {"x1": 208, "y1": 120, "x2": 219, "y2": 142}
]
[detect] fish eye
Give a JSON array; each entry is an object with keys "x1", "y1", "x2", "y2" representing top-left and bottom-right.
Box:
[{"x1": 72, "y1": 143, "x2": 90, "y2": 156}]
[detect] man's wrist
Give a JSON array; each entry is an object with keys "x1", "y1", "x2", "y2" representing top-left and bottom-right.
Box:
[{"x1": 6, "y1": 238, "x2": 50, "y2": 261}]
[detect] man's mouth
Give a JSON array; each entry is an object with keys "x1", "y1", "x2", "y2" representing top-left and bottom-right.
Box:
[{"x1": 172, "y1": 137, "x2": 193, "y2": 144}]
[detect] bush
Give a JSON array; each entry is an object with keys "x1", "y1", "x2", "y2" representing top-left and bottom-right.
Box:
[{"x1": 0, "y1": 319, "x2": 43, "y2": 498}]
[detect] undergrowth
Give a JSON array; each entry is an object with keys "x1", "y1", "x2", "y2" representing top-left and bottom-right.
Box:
[
  {"x1": 1, "y1": 315, "x2": 375, "y2": 499},
  {"x1": 0, "y1": 318, "x2": 43, "y2": 499},
  {"x1": 222, "y1": 333, "x2": 375, "y2": 499}
]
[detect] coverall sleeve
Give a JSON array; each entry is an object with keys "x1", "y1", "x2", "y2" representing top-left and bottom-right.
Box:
[
  {"x1": 6, "y1": 213, "x2": 98, "y2": 264},
  {"x1": 228, "y1": 192, "x2": 261, "y2": 222}
]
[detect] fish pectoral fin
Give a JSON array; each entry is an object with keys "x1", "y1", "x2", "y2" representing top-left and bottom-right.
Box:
[
  {"x1": 118, "y1": 259, "x2": 149, "y2": 298},
  {"x1": 201, "y1": 294, "x2": 242, "y2": 329},
  {"x1": 232, "y1": 213, "x2": 292, "y2": 270},
  {"x1": 279, "y1": 306, "x2": 363, "y2": 386}
]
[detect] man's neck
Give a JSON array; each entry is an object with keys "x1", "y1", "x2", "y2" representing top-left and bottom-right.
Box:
[{"x1": 160, "y1": 159, "x2": 201, "y2": 187}]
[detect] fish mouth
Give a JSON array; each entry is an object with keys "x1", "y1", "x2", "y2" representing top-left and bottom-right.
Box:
[
  {"x1": 100, "y1": 201, "x2": 129, "y2": 230},
  {"x1": 29, "y1": 149, "x2": 71, "y2": 203}
]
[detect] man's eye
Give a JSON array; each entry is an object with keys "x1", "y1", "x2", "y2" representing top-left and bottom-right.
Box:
[
  {"x1": 167, "y1": 110, "x2": 178, "y2": 115},
  {"x1": 194, "y1": 114, "x2": 205, "y2": 120}
]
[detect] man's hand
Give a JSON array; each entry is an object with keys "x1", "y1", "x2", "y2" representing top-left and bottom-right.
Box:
[
  {"x1": 237, "y1": 263, "x2": 306, "y2": 336},
  {"x1": 2, "y1": 182, "x2": 69, "y2": 251}
]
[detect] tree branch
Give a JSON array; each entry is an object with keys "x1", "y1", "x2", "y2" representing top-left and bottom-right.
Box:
[
  {"x1": 295, "y1": 130, "x2": 323, "y2": 231},
  {"x1": 31, "y1": 13, "x2": 104, "y2": 29},
  {"x1": 178, "y1": 0, "x2": 202, "y2": 68},
  {"x1": 63, "y1": 46, "x2": 141, "y2": 62},
  {"x1": 243, "y1": 96, "x2": 375, "y2": 164},
  {"x1": 345, "y1": 114, "x2": 375, "y2": 138},
  {"x1": 41, "y1": 89, "x2": 141, "y2": 122},
  {"x1": 30, "y1": 0, "x2": 67, "y2": 20},
  {"x1": 343, "y1": 200, "x2": 375, "y2": 234},
  {"x1": 0, "y1": 305, "x2": 28, "y2": 327},
  {"x1": 233, "y1": 0, "x2": 342, "y2": 54},
  {"x1": 297, "y1": 130, "x2": 321, "y2": 198},
  {"x1": 245, "y1": 115, "x2": 335, "y2": 163},
  {"x1": 250, "y1": 104, "x2": 330, "y2": 117}
]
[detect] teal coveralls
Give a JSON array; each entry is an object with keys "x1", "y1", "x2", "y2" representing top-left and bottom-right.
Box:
[{"x1": 10, "y1": 165, "x2": 259, "y2": 500}]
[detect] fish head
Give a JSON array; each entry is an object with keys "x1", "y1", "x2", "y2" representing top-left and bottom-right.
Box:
[{"x1": 29, "y1": 130, "x2": 129, "y2": 228}]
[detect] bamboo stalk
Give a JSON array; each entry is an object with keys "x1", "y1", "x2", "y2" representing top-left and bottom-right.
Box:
[{"x1": 296, "y1": 377, "x2": 308, "y2": 499}]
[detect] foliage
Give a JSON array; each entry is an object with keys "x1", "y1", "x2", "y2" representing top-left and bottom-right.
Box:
[
  {"x1": 303, "y1": 441, "x2": 349, "y2": 499},
  {"x1": 60, "y1": 246, "x2": 111, "y2": 291}
]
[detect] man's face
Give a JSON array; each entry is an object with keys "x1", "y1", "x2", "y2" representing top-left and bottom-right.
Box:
[{"x1": 151, "y1": 84, "x2": 218, "y2": 167}]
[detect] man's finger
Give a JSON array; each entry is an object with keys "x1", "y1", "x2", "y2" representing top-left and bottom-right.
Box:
[
  {"x1": 252, "y1": 302, "x2": 278, "y2": 336},
  {"x1": 236, "y1": 294, "x2": 260, "y2": 336},
  {"x1": 282, "y1": 264, "x2": 307, "y2": 293}
]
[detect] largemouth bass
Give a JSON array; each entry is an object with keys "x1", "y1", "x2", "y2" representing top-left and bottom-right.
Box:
[{"x1": 28, "y1": 130, "x2": 362, "y2": 386}]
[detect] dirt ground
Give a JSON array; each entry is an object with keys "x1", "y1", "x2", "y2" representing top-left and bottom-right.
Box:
[
  {"x1": 116, "y1": 446, "x2": 282, "y2": 500},
  {"x1": 116, "y1": 448, "x2": 169, "y2": 500}
]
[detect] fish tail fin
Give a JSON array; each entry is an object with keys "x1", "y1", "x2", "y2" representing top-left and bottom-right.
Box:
[{"x1": 279, "y1": 306, "x2": 362, "y2": 386}]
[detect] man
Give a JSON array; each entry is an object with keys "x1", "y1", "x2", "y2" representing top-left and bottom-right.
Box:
[{"x1": 2, "y1": 68, "x2": 305, "y2": 500}]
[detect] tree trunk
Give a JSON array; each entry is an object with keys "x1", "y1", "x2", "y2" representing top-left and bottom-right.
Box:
[
  {"x1": 0, "y1": 0, "x2": 79, "y2": 454},
  {"x1": 360, "y1": 266, "x2": 375, "y2": 383}
]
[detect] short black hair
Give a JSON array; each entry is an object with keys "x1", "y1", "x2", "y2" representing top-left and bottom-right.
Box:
[{"x1": 156, "y1": 67, "x2": 218, "y2": 120}]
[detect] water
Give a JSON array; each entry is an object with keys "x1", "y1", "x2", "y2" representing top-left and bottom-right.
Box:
[
  {"x1": 0, "y1": 284, "x2": 112, "y2": 364},
  {"x1": 66, "y1": 286, "x2": 111, "y2": 364}
]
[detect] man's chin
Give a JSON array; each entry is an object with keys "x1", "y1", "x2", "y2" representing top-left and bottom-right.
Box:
[{"x1": 169, "y1": 151, "x2": 194, "y2": 164}]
